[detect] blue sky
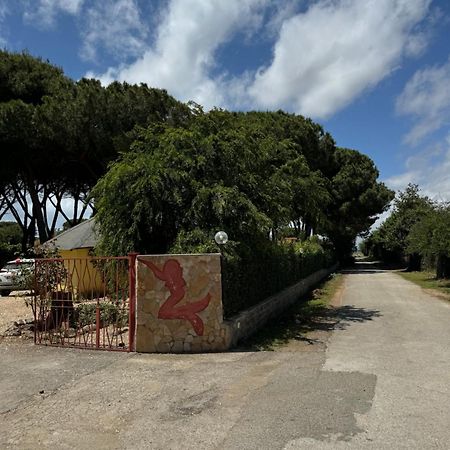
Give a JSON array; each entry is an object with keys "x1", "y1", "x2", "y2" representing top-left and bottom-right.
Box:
[{"x1": 2, "y1": 0, "x2": 450, "y2": 202}]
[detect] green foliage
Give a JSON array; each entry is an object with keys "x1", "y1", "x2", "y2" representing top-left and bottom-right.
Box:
[
  {"x1": 92, "y1": 119, "x2": 288, "y2": 254},
  {"x1": 0, "y1": 222, "x2": 22, "y2": 266},
  {"x1": 71, "y1": 302, "x2": 128, "y2": 328},
  {"x1": 364, "y1": 184, "x2": 434, "y2": 268},
  {"x1": 407, "y1": 205, "x2": 450, "y2": 278},
  {"x1": 1, "y1": 50, "x2": 392, "y2": 294},
  {"x1": 320, "y1": 148, "x2": 394, "y2": 261},
  {"x1": 407, "y1": 206, "x2": 450, "y2": 258},
  {"x1": 93, "y1": 110, "x2": 391, "y2": 263},
  {"x1": 169, "y1": 229, "x2": 224, "y2": 254},
  {"x1": 364, "y1": 184, "x2": 450, "y2": 278},
  {"x1": 0, "y1": 50, "x2": 191, "y2": 249},
  {"x1": 221, "y1": 239, "x2": 335, "y2": 317}
]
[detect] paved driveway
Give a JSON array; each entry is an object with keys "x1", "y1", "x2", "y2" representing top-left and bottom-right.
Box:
[{"x1": 1, "y1": 264, "x2": 449, "y2": 449}]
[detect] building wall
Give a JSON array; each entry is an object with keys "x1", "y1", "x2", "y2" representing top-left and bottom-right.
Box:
[{"x1": 59, "y1": 248, "x2": 104, "y2": 298}]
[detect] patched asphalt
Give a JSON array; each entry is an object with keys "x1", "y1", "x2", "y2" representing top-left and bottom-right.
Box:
[{"x1": 0, "y1": 263, "x2": 449, "y2": 449}]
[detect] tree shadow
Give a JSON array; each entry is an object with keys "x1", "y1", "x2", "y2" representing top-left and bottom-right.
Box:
[
  {"x1": 341, "y1": 260, "x2": 406, "y2": 275},
  {"x1": 326, "y1": 305, "x2": 382, "y2": 330},
  {"x1": 239, "y1": 302, "x2": 382, "y2": 351}
]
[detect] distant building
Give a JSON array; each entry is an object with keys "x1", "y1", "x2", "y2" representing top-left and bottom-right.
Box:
[
  {"x1": 44, "y1": 218, "x2": 103, "y2": 297},
  {"x1": 45, "y1": 218, "x2": 99, "y2": 258}
]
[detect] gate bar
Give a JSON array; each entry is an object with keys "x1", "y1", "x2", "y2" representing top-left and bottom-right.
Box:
[{"x1": 128, "y1": 252, "x2": 138, "y2": 352}]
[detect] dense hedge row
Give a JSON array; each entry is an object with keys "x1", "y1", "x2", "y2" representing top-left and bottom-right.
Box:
[{"x1": 221, "y1": 240, "x2": 335, "y2": 318}]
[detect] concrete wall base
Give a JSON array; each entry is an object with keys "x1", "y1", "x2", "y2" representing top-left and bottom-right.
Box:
[{"x1": 223, "y1": 264, "x2": 339, "y2": 349}]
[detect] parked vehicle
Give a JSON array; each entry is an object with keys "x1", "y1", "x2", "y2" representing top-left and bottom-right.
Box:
[{"x1": 0, "y1": 259, "x2": 35, "y2": 296}]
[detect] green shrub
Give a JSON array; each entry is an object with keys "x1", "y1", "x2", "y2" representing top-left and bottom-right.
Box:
[
  {"x1": 221, "y1": 239, "x2": 335, "y2": 317},
  {"x1": 71, "y1": 302, "x2": 128, "y2": 328}
]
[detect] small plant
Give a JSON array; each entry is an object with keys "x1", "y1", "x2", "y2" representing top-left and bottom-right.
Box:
[
  {"x1": 21, "y1": 245, "x2": 67, "y2": 319},
  {"x1": 70, "y1": 302, "x2": 128, "y2": 328}
]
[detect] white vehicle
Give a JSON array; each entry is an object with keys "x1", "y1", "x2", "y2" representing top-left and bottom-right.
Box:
[{"x1": 0, "y1": 258, "x2": 35, "y2": 296}]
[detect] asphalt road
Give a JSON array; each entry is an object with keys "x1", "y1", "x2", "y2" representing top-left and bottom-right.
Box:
[{"x1": 0, "y1": 264, "x2": 449, "y2": 449}]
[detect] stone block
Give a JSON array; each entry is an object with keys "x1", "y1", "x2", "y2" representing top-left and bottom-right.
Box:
[
  {"x1": 156, "y1": 342, "x2": 172, "y2": 353},
  {"x1": 183, "y1": 342, "x2": 191, "y2": 352},
  {"x1": 172, "y1": 341, "x2": 184, "y2": 353}
]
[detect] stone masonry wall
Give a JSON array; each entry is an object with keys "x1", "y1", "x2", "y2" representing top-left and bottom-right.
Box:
[{"x1": 135, "y1": 254, "x2": 231, "y2": 353}]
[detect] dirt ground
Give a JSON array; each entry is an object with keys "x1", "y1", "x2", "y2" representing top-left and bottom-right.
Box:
[{"x1": 0, "y1": 292, "x2": 33, "y2": 334}]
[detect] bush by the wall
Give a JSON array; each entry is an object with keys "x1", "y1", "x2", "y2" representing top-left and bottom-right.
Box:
[
  {"x1": 70, "y1": 302, "x2": 128, "y2": 328},
  {"x1": 221, "y1": 239, "x2": 335, "y2": 318},
  {"x1": 169, "y1": 228, "x2": 335, "y2": 318}
]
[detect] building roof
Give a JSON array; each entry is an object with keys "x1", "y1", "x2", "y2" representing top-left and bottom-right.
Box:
[{"x1": 45, "y1": 218, "x2": 99, "y2": 250}]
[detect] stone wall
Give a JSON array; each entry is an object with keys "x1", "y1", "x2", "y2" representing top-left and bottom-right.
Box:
[
  {"x1": 135, "y1": 254, "x2": 231, "y2": 353},
  {"x1": 223, "y1": 264, "x2": 339, "y2": 348},
  {"x1": 135, "y1": 254, "x2": 337, "y2": 353}
]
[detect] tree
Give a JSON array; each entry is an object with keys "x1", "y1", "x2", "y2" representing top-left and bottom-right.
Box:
[
  {"x1": 0, "y1": 51, "x2": 191, "y2": 249},
  {"x1": 320, "y1": 148, "x2": 394, "y2": 261},
  {"x1": 0, "y1": 51, "x2": 74, "y2": 247},
  {"x1": 407, "y1": 205, "x2": 450, "y2": 279},
  {"x1": 366, "y1": 184, "x2": 434, "y2": 270},
  {"x1": 92, "y1": 110, "x2": 391, "y2": 263},
  {"x1": 92, "y1": 121, "x2": 279, "y2": 254},
  {"x1": 0, "y1": 222, "x2": 22, "y2": 266}
]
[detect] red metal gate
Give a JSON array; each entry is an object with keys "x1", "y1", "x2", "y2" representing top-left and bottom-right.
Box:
[{"x1": 33, "y1": 254, "x2": 136, "y2": 352}]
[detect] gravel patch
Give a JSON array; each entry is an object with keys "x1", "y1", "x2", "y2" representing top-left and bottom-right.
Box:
[{"x1": 0, "y1": 292, "x2": 33, "y2": 335}]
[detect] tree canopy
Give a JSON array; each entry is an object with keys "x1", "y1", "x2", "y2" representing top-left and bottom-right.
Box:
[
  {"x1": 407, "y1": 204, "x2": 450, "y2": 278},
  {"x1": 0, "y1": 50, "x2": 190, "y2": 250},
  {"x1": 364, "y1": 184, "x2": 450, "y2": 279},
  {"x1": 364, "y1": 184, "x2": 434, "y2": 270},
  {"x1": 92, "y1": 109, "x2": 393, "y2": 261},
  {"x1": 0, "y1": 50, "x2": 392, "y2": 262}
]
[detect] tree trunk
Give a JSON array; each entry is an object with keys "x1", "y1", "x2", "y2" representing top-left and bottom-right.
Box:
[
  {"x1": 436, "y1": 254, "x2": 450, "y2": 279},
  {"x1": 304, "y1": 223, "x2": 313, "y2": 239},
  {"x1": 407, "y1": 253, "x2": 422, "y2": 272},
  {"x1": 27, "y1": 180, "x2": 50, "y2": 244}
]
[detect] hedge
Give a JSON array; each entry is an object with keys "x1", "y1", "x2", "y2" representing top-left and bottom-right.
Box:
[{"x1": 221, "y1": 240, "x2": 335, "y2": 317}]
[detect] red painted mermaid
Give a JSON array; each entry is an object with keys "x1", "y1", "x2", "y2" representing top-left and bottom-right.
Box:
[{"x1": 140, "y1": 258, "x2": 211, "y2": 336}]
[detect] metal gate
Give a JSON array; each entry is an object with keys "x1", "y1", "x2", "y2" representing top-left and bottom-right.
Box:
[{"x1": 33, "y1": 254, "x2": 136, "y2": 352}]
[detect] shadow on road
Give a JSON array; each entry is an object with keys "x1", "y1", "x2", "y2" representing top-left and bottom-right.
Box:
[
  {"x1": 331, "y1": 305, "x2": 382, "y2": 329},
  {"x1": 240, "y1": 302, "x2": 382, "y2": 351},
  {"x1": 298, "y1": 304, "x2": 382, "y2": 334},
  {"x1": 341, "y1": 260, "x2": 405, "y2": 275}
]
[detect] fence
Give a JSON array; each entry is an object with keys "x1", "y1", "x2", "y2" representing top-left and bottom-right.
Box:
[{"x1": 33, "y1": 254, "x2": 136, "y2": 352}]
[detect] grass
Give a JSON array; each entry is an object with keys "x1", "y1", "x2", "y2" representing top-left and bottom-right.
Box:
[
  {"x1": 397, "y1": 271, "x2": 450, "y2": 299},
  {"x1": 241, "y1": 273, "x2": 344, "y2": 351}
]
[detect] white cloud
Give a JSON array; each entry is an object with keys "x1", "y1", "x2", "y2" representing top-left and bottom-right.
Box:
[
  {"x1": 396, "y1": 57, "x2": 450, "y2": 145},
  {"x1": 23, "y1": 0, "x2": 84, "y2": 28},
  {"x1": 87, "y1": 0, "x2": 268, "y2": 109},
  {"x1": 265, "y1": 1, "x2": 299, "y2": 37},
  {"x1": 0, "y1": 0, "x2": 9, "y2": 45},
  {"x1": 249, "y1": 0, "x2": 432, "y2": 118},
  {"x1": 370, "y1": 207, "x2": 393, "y2": 231},
  {"x1": 385, "y1": 137, "x2": 450, "y2": 201},
  {"x1": 79, "y1": 0, "x2": 148, "y2": 62},
  {"x1": 0, "y1": 1, "x2": 7, "y2": 18},
  {"x1": 88, "y1": 0, "x2": 432, "y2": 118}
]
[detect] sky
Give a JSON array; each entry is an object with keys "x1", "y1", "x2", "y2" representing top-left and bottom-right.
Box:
[{"x1": 1, "y1": 0, "x2": 450, "y2": 205}]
